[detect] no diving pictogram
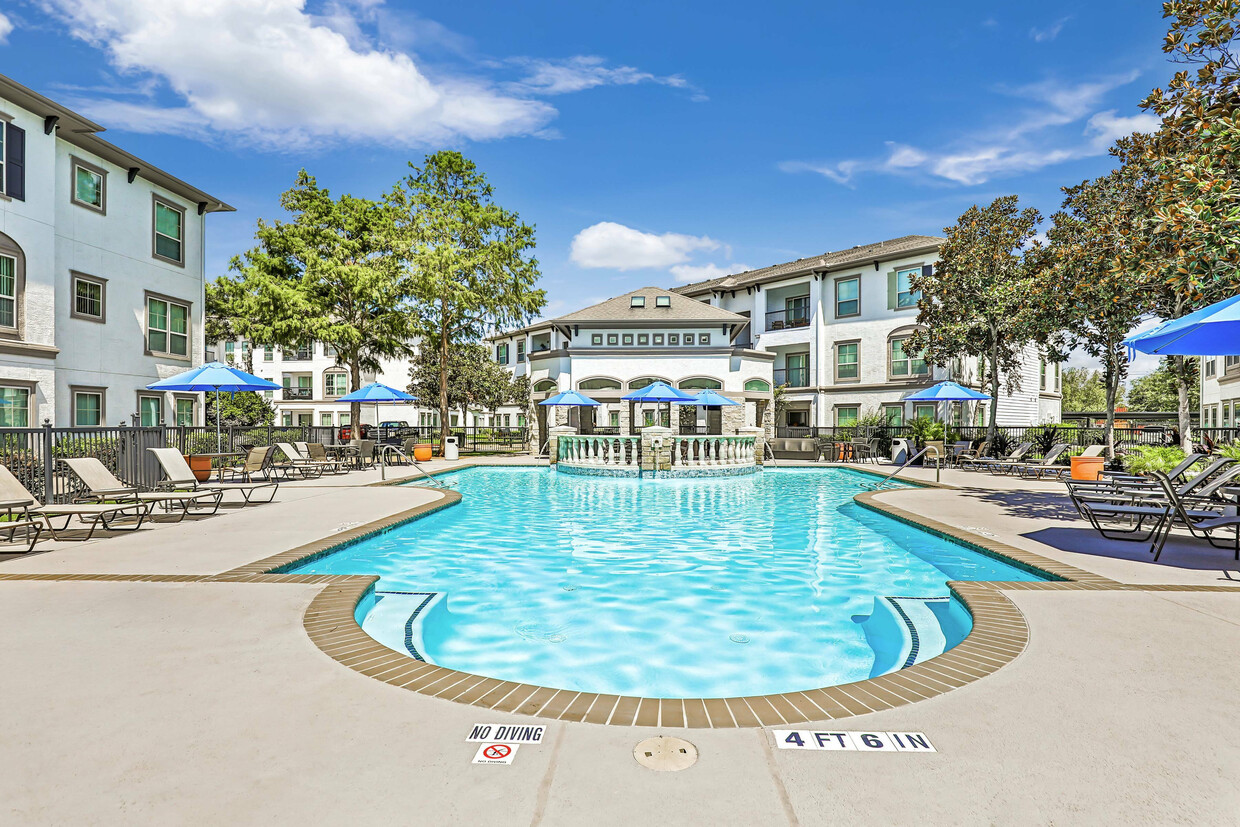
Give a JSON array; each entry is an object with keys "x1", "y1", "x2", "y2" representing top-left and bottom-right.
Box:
[
  {"x1": 472, "y1": 741, "x2": 520, "y2": 764},
  {"x1": 483, "y1": 744, "x2": 511, "y2": 759}
]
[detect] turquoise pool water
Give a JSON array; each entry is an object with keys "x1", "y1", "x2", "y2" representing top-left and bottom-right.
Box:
[{"x1": 294, "y1": 467, "x2": 1044, "y2": 698}]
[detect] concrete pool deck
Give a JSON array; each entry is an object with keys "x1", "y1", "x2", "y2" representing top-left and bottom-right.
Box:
[{"x1": 1, "y1": 457, "x2": 1237, "y2": 824}]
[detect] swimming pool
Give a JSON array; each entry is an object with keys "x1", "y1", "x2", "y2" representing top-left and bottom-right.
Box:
[{"x1": 293, "y1": 466, "x2": 1045, "y2": 698}]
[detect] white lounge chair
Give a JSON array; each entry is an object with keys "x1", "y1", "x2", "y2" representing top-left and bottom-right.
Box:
[
  {"x1": 149, "y1": 447, "x2": 279, "y2": 505},
  {"x1": 61, "y1": 457, "x2": 222, "y2": 520},
  {"x1": 0, "y1": 464, "x2": 149, "y2": 540}
]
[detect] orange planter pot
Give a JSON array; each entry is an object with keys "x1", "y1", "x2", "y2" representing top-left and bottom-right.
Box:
[
  {"x1": 413, "y1": 444, "x2": 433, "y2": 462},
  {"x1": 1070, "y1": 455, "x2": 1105, "y2": 481},
  {"x1": 186, "y1": 454, "x2": 212, "y2": 482}
]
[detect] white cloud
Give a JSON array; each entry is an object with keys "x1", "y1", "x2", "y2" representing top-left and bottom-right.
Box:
[
  {"x1": 782, "y1": 73, "x2": 1159, "y2": 187},
  {"x1": 669, "y1": 262, "x2": 751, "y2": 283},
  {"x1": 1030, "y1": 16, "x2": 1070, "y2": 43},
  {"x1": 570, "y1": 222, "x2": 720, "y2": 270},
  {"x1": 506, "y1": 56, "x2": 698, "y2": 97},
  {"x1": 0, "y1": 12, "x2": 13, "y2": 43}
]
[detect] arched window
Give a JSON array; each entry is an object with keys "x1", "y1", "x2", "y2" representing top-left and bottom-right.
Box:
[
  {"x1": 578, "y1": 377, "x2": 622, "y2": 391},
  {"x1": 0, "y1": 232, "x2": 25, "y2": 334},
  {"x1": 744, "y1": 379, "x2": 771, "y2": 393},
  {"x1": 533, "y1": 379, "x2": 558, "y2": 393},
  {"x1": 677, "y1": 377, "x2": 722, "y2": 390},
  {"x1": 628, "y1": 376, "x2": 671, "y2": 390}
]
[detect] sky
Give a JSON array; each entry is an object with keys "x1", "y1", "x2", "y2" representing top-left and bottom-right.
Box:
[{"x1": 1, "y1": 0, "x2": 1176, "y2": 376}]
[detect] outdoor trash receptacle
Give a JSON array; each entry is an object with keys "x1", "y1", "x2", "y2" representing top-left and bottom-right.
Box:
[
  {"x1": 444, "y1": 436, "x2": 459, "y2": 461},
  {"x1": 890, "y1": 438, "x2": 912, "y2": 465},
  {"x1": 1071, "y1": 455, "x2": 1105, "y2": 480}
]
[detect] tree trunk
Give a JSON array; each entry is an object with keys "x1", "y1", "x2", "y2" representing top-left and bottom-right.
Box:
[
  {"x1": 350, "y1": 357, "x2": 362, "y2": 439},
  {"x1": 1103, "y1": 349, "x2": 1120, "y2": 461},
  {"x1": 438, "y1": 310, "x2": 450, "y2": 450},
  {"x1": 987, "y1": 332, "x2": 1000, "y2": 445},
  {"x1": 1175, "y1": 354, "x2": 1191, "y2": 451}
]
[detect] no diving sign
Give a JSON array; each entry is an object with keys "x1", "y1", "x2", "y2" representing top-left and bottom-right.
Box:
[
  {"x1": 467, "y1": 724, "x2": 546, "y2": 744},
  {"x1": 472, "y1": 743, "x2": 519, "y2": 765},
  {"x1": 773, "y1": 731, "x2": 936, "y2": 753}
]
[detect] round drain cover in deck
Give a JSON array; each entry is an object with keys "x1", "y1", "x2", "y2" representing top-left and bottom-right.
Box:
[{"x1": 633, "y1": 736, "x2": 698, "y2": 772}]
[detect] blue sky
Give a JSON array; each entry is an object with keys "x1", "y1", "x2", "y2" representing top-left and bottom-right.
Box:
[{"x1": 2, "y1": 1, "x2": 1171, "y2": 368}]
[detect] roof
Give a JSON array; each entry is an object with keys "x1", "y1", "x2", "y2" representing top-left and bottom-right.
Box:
[
  {"x1": 674, "y1": 235, "x2": 944, "y2": 295},
  {"x1": 552, "y1": 286, "x2": 748, "y2": 325},
  {"x1": 0, "y1": 73, "x2": 234, "y2": 213}
]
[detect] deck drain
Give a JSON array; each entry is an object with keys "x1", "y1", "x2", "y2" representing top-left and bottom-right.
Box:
[
  {"x1": 633, "y1": 736, "x2": 698, "y2": 772},
  {"x1": 729, "y1": 634, "x2": 750, "y2": 644}
]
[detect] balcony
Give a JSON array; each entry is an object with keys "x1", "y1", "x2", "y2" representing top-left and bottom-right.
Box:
[
  {"x1": 764, "y1": 307, "x2": 811, "y2": 331},
  {"x1": 283, "y1": 387, "x2": 313, "y2": 400},
  {"x1": 773, "y1": 366, "x2": 810, "y2": 388}
]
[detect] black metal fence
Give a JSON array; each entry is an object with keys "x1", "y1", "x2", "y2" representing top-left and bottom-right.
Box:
[{"x1": 373, "y1": 426, "x2": 529, "y2": 453}]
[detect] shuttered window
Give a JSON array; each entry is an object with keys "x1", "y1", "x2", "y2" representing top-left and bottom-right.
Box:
[{"x1": 1, "y1": 121, "x2": 25, "y2": 201}]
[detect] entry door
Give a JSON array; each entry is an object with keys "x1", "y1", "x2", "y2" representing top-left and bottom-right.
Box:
[
  {"x1": 580, "y1": 406, "x2": 596, "y2": 435},
  {"x1": 537, "y1": 405, "x2": 549, "y2": 452},
  {"x1": 706, "y1": 406, "x2": 723, "y2": 435}
]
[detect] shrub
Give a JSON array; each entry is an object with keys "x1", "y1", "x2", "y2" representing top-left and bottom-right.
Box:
[{"x1": 1122, "y1": 445, "x2": 1187, "y2": 475}]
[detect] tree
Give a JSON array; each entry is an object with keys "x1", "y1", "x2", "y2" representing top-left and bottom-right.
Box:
[
  {"x1": 393, "y1": 151, "x2": 545, "y2": 447},
  {"x1": 1128, "y1": 358, "x2": 1201, "y2": 412},
  {"x1": 213, "y1": 171, "x2": 416, "y2": 428},
  {"x1": 1042, "y1": 169, "x2": 1153, "y2": 457},
  {"x1": 906, "y1": 196, "x2": 1052, "y2": 445},
  {"x1": 1061, "y1": 368, "x2": 1124, "y2": 412},
  {"x1": 204, "y1": 390, "x2": 276, "y2": 427},
  {"x1": 408, "y1": 342, "x2": 517, "y2": 426}
]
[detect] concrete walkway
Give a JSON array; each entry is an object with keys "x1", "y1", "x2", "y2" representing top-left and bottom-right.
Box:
[{"x1": 0, "y1": 456, "x2": 1237, "y2": 825}]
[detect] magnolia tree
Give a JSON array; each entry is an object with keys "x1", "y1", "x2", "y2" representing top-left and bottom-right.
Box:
[{"x1": 906, "y1": 196, "x2": 1051, "y2": 445}]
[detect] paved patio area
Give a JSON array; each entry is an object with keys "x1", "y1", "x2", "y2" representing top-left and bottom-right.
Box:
[{"x1": 1, "y1": 456, "x2": 1237, "y2": 825}]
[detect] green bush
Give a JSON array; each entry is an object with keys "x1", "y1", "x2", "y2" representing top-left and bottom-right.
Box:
[{"x1": 1122, "y1": 445, "x2": 1187, "y2": 475}]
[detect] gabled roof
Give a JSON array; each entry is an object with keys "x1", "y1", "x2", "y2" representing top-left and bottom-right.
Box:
[
  {"x1": 674, "y1": 234, "x2": 944, "y2": 295},
  {"x1": 552, "y1": 286, "x2": 748, "y2": 325}
]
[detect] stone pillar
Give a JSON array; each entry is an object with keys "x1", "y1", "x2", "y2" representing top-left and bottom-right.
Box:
[
  {"x1": 619, "y1": 400, "x2": 632, "y2": 436},
  {"x1": 739, "y1": 426, "x2": 766, "y2": 466},
  {"x1": 722, "y1": 402, "x2": 746, "y2": 435},
  {"x1": 548, "y1": 426, "x2": 577, "y2": 465},
  {"x1": 640, "y1": 426, "x2": 673, "y2": 472}
]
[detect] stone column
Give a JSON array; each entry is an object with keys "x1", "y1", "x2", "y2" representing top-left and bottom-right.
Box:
[
  {"x1": 548, "y1": 426, "x2": 577, "y2": 465},
  {"x1": 739, "y1": 426, "x2": 765, "y2": 466},
  {"x1": 722, "y1": 402, "x2": 746, "y2": 435},
  {"x1": 640, "y1": 426, "x2": 673, "y2": 472}
]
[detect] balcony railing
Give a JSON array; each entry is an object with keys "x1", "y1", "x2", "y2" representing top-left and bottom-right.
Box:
[
  {"x1": 282, "y1": 387, "x2": 313, "y2": 400},
  {"x1": 773, "y1": 366, "x2": 810, "y2": 387},
  {"x1": 765, "y1": 306, "x2": 811, "y2": 331}
]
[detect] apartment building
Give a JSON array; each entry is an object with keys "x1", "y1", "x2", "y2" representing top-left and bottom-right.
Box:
[
  {"x1": 0, "y1": 73, "x2": 231, "y2": 427},
  {"x1": 675, "y1": 235, "x2": 1061, "y2": 429},
  {"x1": 1200, "y1": 355, "x2": 1234, "y2": 429}
]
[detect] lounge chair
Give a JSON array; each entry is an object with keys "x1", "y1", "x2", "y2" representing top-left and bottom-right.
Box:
[
  {"x1": 0, "y1": 464, "x2": 149, "y2": 540},
  {"x1": 981, "y1": 442, "x2": 1034, "y2": 474},
  {"x1": 1151, "y1": 469, "x2": 1240, "y2": 560},
  {"x1": 301, "y1": 442, "x2": 348, "y2": 474},
  {"x1": 219, "y1": 446, "x2": 281, "y2": 483},
  {"x1": 960, "y1": 442, "x2": 1030, "y2": 472},
  {"x1": 61, "y1": 457, "x2": 222, "y2": 521},
  {"x1": 149, "y1": 447, "x2": 279, "y2": 505},
  {"x1": 274, "y1": 443, "x2": 325, "y2": 479},
  {"x1": 1009, "y1": 443, "x2": 1072, "y2": 479},
  {"x1": 944, "y1": 440, "x2": 973, "y2": 467},
  {"x1": 0, "y1": 501, "x2": 44, "y2": 553}
]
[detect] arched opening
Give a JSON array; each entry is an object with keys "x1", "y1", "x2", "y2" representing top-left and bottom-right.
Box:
[
  {"x1": 627, "y1": 376, "x2": 671, "y2": 390},
  {"x1": 744, "y1": 379, "x2": 771, "y2": 393},
  {"x1": 677, "y1": 377, "x2": 722, "y2": 390},
  {"x1": 577, "y1": 377, "x2": 622, "y2": 391},
  {"x1": 533, "y1": 379, "x2": 558, "y2": 393}
]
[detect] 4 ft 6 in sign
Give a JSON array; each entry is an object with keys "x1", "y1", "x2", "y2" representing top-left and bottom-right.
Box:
[{"x1": 773, "y1": 731, "x2": 936, "y2": 752}]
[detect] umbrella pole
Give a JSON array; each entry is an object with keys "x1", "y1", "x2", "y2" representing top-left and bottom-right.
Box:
[
  {"x1": 378, "y1": 401, "x2": 385, "y2": 480},
  {"x1": 216, "y1": 389, "x2": 222, "y2": 453}
]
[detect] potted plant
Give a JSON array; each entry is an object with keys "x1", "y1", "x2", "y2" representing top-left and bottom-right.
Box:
[{"x1": 906, "y1": 416, "x2": 935, "y2": 465}]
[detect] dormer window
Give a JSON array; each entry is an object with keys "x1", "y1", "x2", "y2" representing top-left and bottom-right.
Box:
[
  {"x1": 655, "y1": 295, "x2": 671, "y2": 308},
  {"x1": 630, "y1": 296, "x2": 645, "y2": 307}
]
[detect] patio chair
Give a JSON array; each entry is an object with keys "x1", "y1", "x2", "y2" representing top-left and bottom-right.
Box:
[
  {"x1": 303, "y1": 442, "x2": 348, "y2": 474},
  {"x1": 945, "y1": 440, "x2": 973, "y2": 467},
  {"x1": 61, "y1": 457, "x2": 222, "y2": 521},
  {"x1": 850, "y1": 439, "x2": 874, "y2": 463},
  {"x1": 0, "y1": 464, "x2": 149, "y2": 540},
  {"x1": 973, "y1": 442, "x2": 1033, "y2": 473},
  {"x1": 274, "y1": 443, "x2": 325, "y2": 479},
  {"x1": 959, "y1": 441, "x2": 1026, "y2": 471},
  {"x1": 149, "y1": 447, "x2": 280, "y2": 505},
  {"x1": 219, "y1": 446, "x2": 283, "y2": 483},
  {"x1": 1009, "y1": 444, "x2": 1072, "y2": 479},
  {"x1": 955, "y1": 441, "x2": 989, "y2": 467},
  {"x1": 353, "y1": 439, "x2": 377, "y2": 469},
  {"x1": 1150, "y1": 469, "x2": 1240, "y2": 560}
]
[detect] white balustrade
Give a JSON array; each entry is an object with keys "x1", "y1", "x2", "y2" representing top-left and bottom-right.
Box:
[
  {"x1": 558, "y1": 435, "x2": 641, "y2": 469},
  {"x1": 670, "y1": 436, "x2": 756, "y2": 468}
]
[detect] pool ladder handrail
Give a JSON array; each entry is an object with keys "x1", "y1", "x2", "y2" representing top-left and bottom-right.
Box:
[
  {"x1": 379, "y1": 444, "x2": 446, "y2": 488},
  {"x1": 860, "y1": 446, "x2": 938, "y2": 490}
]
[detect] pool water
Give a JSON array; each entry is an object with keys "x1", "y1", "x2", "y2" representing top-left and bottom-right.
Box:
[{"x1": 294, "y1": 467, "x2": 1044, "y2": 698}]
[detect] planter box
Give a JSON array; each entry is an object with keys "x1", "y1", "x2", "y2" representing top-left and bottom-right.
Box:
[
  {"x1": 1070, "y1": 455, "x2": 1105, "y2": 481},
  {"x1": 186, "y1": 454, "x2": 212, "y2": 483},
  {"x1": 413, "y1": 444, "x2": 433, "y2": 462}
]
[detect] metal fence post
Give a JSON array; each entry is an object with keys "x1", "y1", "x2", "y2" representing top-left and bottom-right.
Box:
[{"x1": 41, "y1": 421, "x2": 54, "y2": 504}]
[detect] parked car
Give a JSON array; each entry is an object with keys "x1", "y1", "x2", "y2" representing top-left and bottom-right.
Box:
[{"x1": 338, "y1": 423, "x2": 371, "y2": 441}]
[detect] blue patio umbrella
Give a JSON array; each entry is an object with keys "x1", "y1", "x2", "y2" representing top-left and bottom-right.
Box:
[
  {"x1": 622, "y1": 380, "x2": 694, "y2": 428},
  {"x1": 336, "y1": 382, "x2": 417, "y2": 479},
  {"x1": 147, "y1": 361, "x2": 280, "y2": 451},
  {"x1": 905, "y1": 380, "x2": 991, "y2": 426},
  {"x1": 538, "y1": 390, "x2": 601, "y2": 407},
  {"x1": 1123, "y1": 293, "x2": 1240, "y2": 357},
  {"x1": 673, "y1": 389, "x2": 741, "y2": 406}
]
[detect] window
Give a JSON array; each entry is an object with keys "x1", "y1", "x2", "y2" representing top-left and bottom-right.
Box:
[
  {"x1": 325, "y1": 372, "x2": 348, "y2": 397},
  {"x1": 638, "y1": 334, "x2": 649, "y2": 345},
  {"x1": 631, "y1": 296, "x2": 646, "y2": 307},
  {"x1": 835, "y1": 406, "x2": 859, "y2": 427},
  {"x1": 698, "y1": 333, "x2": 710, "y2": 345},
  {"x1": 152, "y1": 197, "x2": 185, "y2": 265},
  {"x1": 1227, "y1": 355, "x2": 1240, "y2": 371},
  {"x1": 495, "y1": 343, "x2": 509, "y2": 363},
  {"x1": 71, "y1": 158, "x2": 107, "y2": 213},
  {"x1": 1205, "y1": 358, "x2": 1216, "y2": 377},
  {"x1": 913, "y1": 403, "x2": 937, "y2": 421},
  {"x1": 787, "y1": 410, "x2": 810, "y2": 428},
  {"x1": 146, "y1": 295, "x2": 190, "y2": 358},
  {"x1": 175, "y1": 398, "x2": 195, "y2": 426},
  {"x1": 744, "y1": 379, "x2": 771, "y2": 393},
  {"x1": 263, "y1": 389, "x2": 274, "y2": 400},
  {"x1": 623, "y1": 334, "x2": 634, "y2": 345},
  {"x1": 784, "y1": 295, "x2": 811, "y2": 327},
  {"x1": 655, "y1": 295, "x2": 671, "y2": 307},
  {"x1": 0, "y1": 119, "x2": 25, "y2": 201},
  {"x1": 835, "y1": 276, "x2": 860, "y2": 317},
  {"x1": 0, "y1": 386, "x2": 30, "y2": 426},
  {"x1": 1040, "y1": 362, "x2": 1047, "y2": 391},
  {"x1": 517, "y1": 341, "x2": 525, "y2": 363},
  {"x1": 629, "y1": 377, "x2": 669, "y2": 390},
  {"x1": 653, "y1": 333, "x2": 664, "y2": 345},
  {"x1": 890, "y1": 267, "x2": 921, "y2": 309},
  {"x1": 322, "y1": 344, "x2": 337, "y2": 359},
  {"x1": 138, "y1": 395, "x2": 163, "y2": 426},
  {"x1": 607, "y1": 334, "x2": 619, "y2": 345},
  {"x1": 591, "y1": 334, "x2": 603, "y2": 345},
  {"x1": 835, "y1": 342, "x2": 859, "y2": 381},
  {"x1": 609, "y1": 411, "x2": 620, "y2": 428},
  {"x1": 578, "y1": 377, "x2": 622, "y2": 390},
  {"x1": 683, "y1": 331, "x2": 695, "y2": 343},
  {"x1": 73, "y1": 390, "x2": 103, "y2": 426},
  {"x1": 884, "y1": 405, "x2": 904, "y2": 426},
  {"x1": 0, "y1": 252, "x2": 18, "y2": 330},
  {"x1": 679, "y1": 378, "x2": 722, "y2": 390},
  {"x1": 320, "y1": 413, "x2": 333, "y2": 427},
  {"x1": 282, "y1": 412, "x2": 293, "y2": 427},
  {"x1": 890, "y1": 338, "x2": 927, "y2": 378},
  {"x1": 534, "y1": 380, "x2": 557, "y2": 393},
  {"x1": 668, "y1": 334, "x2": 680, "y2": 346},
  {"x1": 262, "y1": 345, "x2": 273, "y2": 362},
  {"x1": 339, "y1": 413, "x2": 351, "y2": 426}
]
